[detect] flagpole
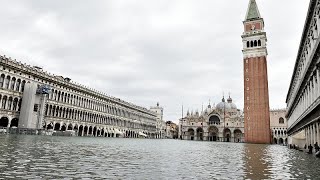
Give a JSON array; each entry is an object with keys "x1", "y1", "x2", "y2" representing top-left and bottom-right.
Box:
[{"x1": 181, "y1": 104, "x2": 183, "y2": 140}]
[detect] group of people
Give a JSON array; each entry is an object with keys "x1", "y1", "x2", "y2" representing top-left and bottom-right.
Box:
[{"x1": 305, "y1": 142, "x2": 320, "y2": 155}]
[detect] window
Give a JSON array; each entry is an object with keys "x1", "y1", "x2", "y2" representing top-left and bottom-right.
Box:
[
  {"x1": 2, "y1": 96, "x2": 7, "y2": 109},
  {"x1": 4, "y1": 76, "x2": 10, "y2": 89},
  {"x1": 16, "y1": 79, "x2": 21, "y2": 91},
  {"x1": 0, "y1": 74, "x2": 5, "y2": 87},
  {"x1": 279, "y1": 117, "x2": 285, "y2": 124},
  {"x1": 10, "y1": 77, "x2": 16, "y2": 90},
  {"x1": 34, "y1": 104, "x2": 39, "y2": 112},
  {"x1": 21, "y1": 80, "x2": 26, "y2": 92}
]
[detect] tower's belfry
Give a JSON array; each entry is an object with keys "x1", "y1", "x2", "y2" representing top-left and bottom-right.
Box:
[{"x1": 242, "y1": 0, "x2": 271, "y2": 144}]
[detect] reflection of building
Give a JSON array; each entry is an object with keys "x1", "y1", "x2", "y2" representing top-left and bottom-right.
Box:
[
  {"x1": 0, "y1": 55, "x2": 159, "y2": 138},
  {"x1": 286, "y1": 0, "x2": 320, "y2": 148},
  {"x1": 270, "y1": 109, "x2": 287, "y2": 145},
  {"x1": 165, "y1": 121, "x2": 178, "y2": 139},
  {"x1": 179, "y1": 96, "x2": 244, "y2": 142},
  {"x1": 242, "y1": 0, "x2": 271, "y2": 143},
  {"x1": 150, "y1": 102, "x2": 166, "y2": 138}
]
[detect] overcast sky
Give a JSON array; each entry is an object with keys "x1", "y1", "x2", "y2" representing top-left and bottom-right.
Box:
[{"x1": 0, "y1": 0, "x2": 309, "y2": 122}]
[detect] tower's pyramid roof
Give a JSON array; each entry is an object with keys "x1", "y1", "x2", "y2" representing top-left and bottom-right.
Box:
[{"x1": 245, "y1": 0, "x2": 261, "y2": 20}]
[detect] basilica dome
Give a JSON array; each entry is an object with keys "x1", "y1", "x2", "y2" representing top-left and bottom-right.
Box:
[
  {"x1": 216, "y1": 97, "x2": 231, "y2": 110},
  {"x1": 229, "y1": 103, "x2": 237, "y2": 109},
  {"x1": 227, "y1": 96, "x2": 237, "y2": 109}
]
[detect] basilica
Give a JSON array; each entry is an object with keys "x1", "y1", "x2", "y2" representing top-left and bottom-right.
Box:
[{"x1": 179, "y1": 96, "x2": 244, "y2": 142}]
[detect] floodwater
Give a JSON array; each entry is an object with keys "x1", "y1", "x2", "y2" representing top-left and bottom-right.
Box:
[{"x1": 0, "y1": 135, "x2": 319, "y2": 179}]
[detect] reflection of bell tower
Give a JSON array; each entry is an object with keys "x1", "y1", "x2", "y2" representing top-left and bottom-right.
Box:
[{"x1": 242, "y1": 0, "x2": 271, "y2": 143}]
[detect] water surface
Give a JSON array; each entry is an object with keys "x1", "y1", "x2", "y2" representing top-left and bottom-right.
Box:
[{"x1": 0, "y1": 135, "x2": 319, "y2": 179}]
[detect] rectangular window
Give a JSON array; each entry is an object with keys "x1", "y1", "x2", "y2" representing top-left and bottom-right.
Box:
[{"x1": 33, "y1": 104, "x2": 39, "y2": 112}]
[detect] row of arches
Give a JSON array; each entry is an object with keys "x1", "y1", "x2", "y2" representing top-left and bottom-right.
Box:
[
  {"x1": 0, "y1": 117, "x2": 19, "y2": 128},
  {"x1": 273, "y1": 138, "x2": 287, "y2": 145},
  {"x1": 273, "y1": 129, "x2": 287, "y2": 136},
  {"x1": 45, "y1": 121, "x2": 155, "y2": 138},
  {"x1": 45, "y1": 104, "x2": 156, "y2": 131},
  {"x1": 185, "y1": 126, "x2": 243, "y2": 142},
  {"x1": 246, "y1": 40, "x2": 262, "y2": 48},
  {"x1": 0, "y1": 94, "x2": 22, "y2": 111},
  {"x1": 0, "y1": 74, "x2": 26, "y2": 92},
  {"x1": 48, "y1": 88, "x2": 153, "y2": 123}
]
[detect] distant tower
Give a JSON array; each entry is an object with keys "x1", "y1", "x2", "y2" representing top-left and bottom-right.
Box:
[
  {"x1": 150, "y1": 102, "x2": 163, "y2": 121},
  {"x1": 242, "y1": 0, "x2": 271, "y2": 144}
]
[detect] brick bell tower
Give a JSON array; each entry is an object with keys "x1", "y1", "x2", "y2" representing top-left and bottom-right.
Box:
[{"x1": 242, "y1": 0, "x2": 271, "y2": 144}]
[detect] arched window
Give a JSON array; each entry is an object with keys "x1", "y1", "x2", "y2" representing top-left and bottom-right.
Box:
[
  {"x1": 15, "y1": 79, "x2": 21, "y2": 91},
  {"x1": 2, "y1": 96, "x2": 7, "y2": 109},
  {"x1": 247, "y1": 41, "x2": 249, "y2": 48},
  {"x1": 209, "y1": 115, "x2": 220, "y2": 125},
  {"x1": 250, "y1": 41, "x2": 253, "y2": 47},
  {"x1": 12, "y1": 98, "x2": 18, "y2": 111},
  {"x1": 4, "y1": 76, "x2": 10, "y2": 89},
  {"x1": 57, "y1": 91, "x2": 61, "y2": 102},
  {"x1": 10, "y1": 77, "x2": 16, "y2": 90},
  {"x1": 279, "y1": 117, "x2": 285, "y2": 124},
  {"x1": 21, "y1": 80, "x2": 26, "y2": 92},
  {"x1": 258, "y1": 40, "x2": 261, "y2": 46},
  {"x1": 0, "y1": 74, "x2": 4, "y2": 87},
  {"x1": 18, "y1": 99, "x2": 22, "y2": 111},
  {"x1": 254, "y1": 40, "x2": 257, "y2": 47},
  {"x1": 7, "y1": 97, "x2": 13, "y2": 110}
]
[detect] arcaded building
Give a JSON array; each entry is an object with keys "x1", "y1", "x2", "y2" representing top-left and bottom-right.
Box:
[
  {"x1": 0, "y1": 55, "x2": 159, "y2": 138},
  {"x1": 270, "y1": 109, "x2": 288, "y2": 145},
  {"x1": 286, "y1": 0, "x2": 320, "y2": 147},
  {"x1": 179, "y1": 96, "x2": 244, "y2": 142},
  {"x1": 242, "y1": 0, "x2": 271, "y2": 144}
]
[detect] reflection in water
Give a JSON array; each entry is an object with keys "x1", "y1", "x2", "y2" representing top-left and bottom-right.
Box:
[
  {"x1": 243, "y1": 144, "x2": 271, "y2": 179},
  {"x1": 0, "y1": 135, "x2": 319, "y2": 179}
]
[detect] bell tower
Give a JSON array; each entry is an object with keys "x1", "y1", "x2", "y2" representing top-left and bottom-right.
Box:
[{"x1": 242, "y1": 0, "x2": 271, "y2": 144}]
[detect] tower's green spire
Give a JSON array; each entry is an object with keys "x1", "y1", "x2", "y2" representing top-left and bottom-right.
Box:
[{"x1": 245, "y1": 0, "x2": 261, "y2": 20}]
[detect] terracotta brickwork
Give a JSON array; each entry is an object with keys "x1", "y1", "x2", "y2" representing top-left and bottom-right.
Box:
[{"x1": 243, "y1": 56, "x2": 271, "y2": 143}]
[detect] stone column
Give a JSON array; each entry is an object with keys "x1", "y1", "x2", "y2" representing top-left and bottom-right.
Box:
[
  {"x1": 317, "y1": 122, "x2": 320, "y2": 144},
  {"x1": 317, "y1": 69, "x2": 320, "y2": 97},
  {"x1": 81, "y1": 127, "x2": 84, "y2": 136},
  {"x1": 316, "y1": 122, "x2": 319, "y2": 144},
  {"x1": 307, "y1": 126, "x2": 310, "y2": 145},
  {"x1": 313, "y1": 76, "x2": 316, "y2": 102},
  {"x1": 310, "y1": 85, "x2": 312, "y2": 106},
  {"x1": 7, "y1": 117, "x2": 11, "y2": 128},
  {"x1": 314, "y1": 124, "x2": 316, "y2": 145},
  {"x1": 309, "y1": 125, "x2": 312, "y2": 145},
  {"x1": 305, "y1": 128, "x2": 308, "y2": 145}
]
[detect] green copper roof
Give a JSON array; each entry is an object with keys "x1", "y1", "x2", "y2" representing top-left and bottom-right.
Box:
[{"x1": 245, "y1": 0, "x2": 261, "y2": 20}]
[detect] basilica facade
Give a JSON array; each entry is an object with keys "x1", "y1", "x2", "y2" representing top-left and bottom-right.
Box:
[
  {"x1": 179, "y1": 96, "x2": 244, "y2": 142},
  {"x1": 0, "y1": 55, "x2": 160, "y2": 138}
]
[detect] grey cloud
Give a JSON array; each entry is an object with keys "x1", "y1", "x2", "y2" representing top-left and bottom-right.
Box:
[{"x1": 0, "y1": 0, "x2": 309, "y2": 122}]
